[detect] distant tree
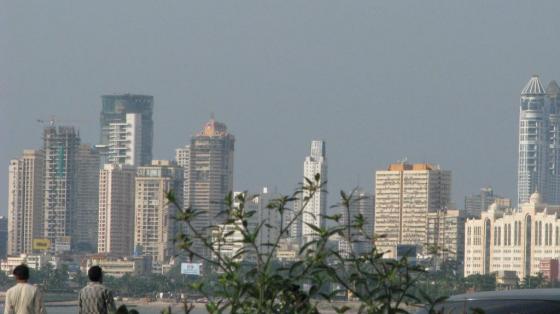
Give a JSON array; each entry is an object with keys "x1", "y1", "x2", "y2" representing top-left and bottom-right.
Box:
[
  {"x1": 521, "y1": 273, "x2": 547, "y2": 289},
  {"x1": 465, "y1": 273, "x2": 496, "y2": 292}
]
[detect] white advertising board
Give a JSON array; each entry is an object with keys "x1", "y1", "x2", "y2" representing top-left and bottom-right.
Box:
[{"x1": 181, "y1": 262, "x2": 201, "y2": 276}]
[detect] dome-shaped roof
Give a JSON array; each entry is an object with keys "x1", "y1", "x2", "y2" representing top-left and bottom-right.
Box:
[
  {"x1": 488, "y1": 202, "x2": 498, "y2": 212},
  {"x1": 529, "y1": 192, "x2": 542, "y2": 205},
  {"x1": 521, "y1": 75, "x2": 546, "y2": 96}
]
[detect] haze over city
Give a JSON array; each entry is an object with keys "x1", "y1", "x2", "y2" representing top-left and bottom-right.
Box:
[{"x1": 2, "y1": 1, "x2": 560, "y2": 212}]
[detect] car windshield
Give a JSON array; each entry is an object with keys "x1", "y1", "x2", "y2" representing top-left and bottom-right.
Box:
[{"x1": 416, "y1": 299, "x2": 560, "y2": 314}]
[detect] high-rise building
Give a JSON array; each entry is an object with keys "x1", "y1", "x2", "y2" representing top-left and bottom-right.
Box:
[
  {"x1": 374, "y1": 162, "x2": 451, "y2": 258},
  {"x1": 302, "y1": 140, "x2": 327, "y2": 244},
  {"x1": 7, "y1": 150, "x2": 44, "y2": 255},
  {"x1": 100, "y1": 94, "x2": 153, "y2": 166},
  {"x1": 134, "y1": 160, "x2": 183, "y2": 263},
  {"x1": 0, "y1": 217, "x2": 8, "y2": 259},
  {"x1": 338, "y1": 188, "x2": 374, "y2": 257},
  {"x1": 43, "y1": 125, "x2": 80, "y2": 252},
  {"x1": 464, "y1": 187, "x2": 511, "y2": 218},
  {"x1": 288, "y1": 197, "x2": 303, "y2": 245},
  {"x1": 97, "y1": 113, "x2": 143, "y2": 166},
  {"x1": 74, "y1": 144, "x2": 100, "y2": 252},
  {"x1": 518, "y1": 76, "x2": 548, "y2": 205},
  {"x1": 175, "y1": 118, "x2": 234, "y2": 259},
  {"x1": 98, "y1": 164, "x2": 136, "y2": 257},
  {"x1": 547, "y1": 80, "x2": 560, "y2": 204}
]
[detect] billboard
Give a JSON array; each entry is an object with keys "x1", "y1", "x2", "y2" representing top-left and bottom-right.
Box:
[
  {"x1": 32, "y1": 238, "x2": 51, "y2": 251},
  {"x1": 181, "y1": 263, "x2": 202, "y2": 276}
]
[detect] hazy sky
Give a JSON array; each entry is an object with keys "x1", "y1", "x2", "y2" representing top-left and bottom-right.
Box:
[{"x1": 2, "y1": 1, "x2": 560, "y2": 215}]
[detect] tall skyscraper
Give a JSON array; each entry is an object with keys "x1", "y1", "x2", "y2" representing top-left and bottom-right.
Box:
[
  {"x1": 97, "y1": 113, "x2": 143, "y2": 166},
  {"x1": 547, "y1": 80, "x2": 560, "y2": 204},
  {"x1": 518, "y1": 76, "x2": 548, "y2": 205},
  {"x1": 302, "y1": 140, "x2": 327, "y2": 244},
  {"x1": 98, "y1": 164, "x2": 136, "y2": 257},
  {"x1": 74, "y1": 144, "x2": 100, "y2": 252},
  {"x1": 134, "y1": 160, "x2": 183, "y2": 263},
  {"x1": 100, "y1": 94, "x2": 153, "y2": 166},
  {"x1": 374, "y1": 162, "x2": 451, "y2": 258},
  {"x1": 7, "y1": 150, "x2": 44, "y2": 255},
  {"x1": 43, "y1": 125, "x2": 80, "y2": 252},
  {"x1": 175, "y1": 118, "x2": 234, "y2": 259}
]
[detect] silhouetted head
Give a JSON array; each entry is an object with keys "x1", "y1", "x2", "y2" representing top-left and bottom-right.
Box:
[
  {"x1": 13, "y1": 264, "x2": 30, "y2": 282},
  {"x1": 88, "y1": 266, "x2": 103, "y2": 283}
]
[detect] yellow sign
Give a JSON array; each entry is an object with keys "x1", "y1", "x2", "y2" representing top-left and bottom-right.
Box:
[{"x1": 32, "y1": 239, "x2": 51, "y2": 251}]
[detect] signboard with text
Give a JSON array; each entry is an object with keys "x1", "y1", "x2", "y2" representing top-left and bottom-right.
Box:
[
  {"x1": 181, "y1": 263, "x2": 202, "y2": 276},
  {"x1": 32, "y1": 238, "x2": 51, "y2": 251}
]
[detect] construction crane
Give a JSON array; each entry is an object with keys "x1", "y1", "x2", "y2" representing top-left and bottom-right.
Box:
[{"x1": 36, "y1": 116, "x2": 56, "y2": 127}]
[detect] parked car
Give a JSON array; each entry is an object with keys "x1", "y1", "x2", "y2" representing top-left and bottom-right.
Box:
[{"x1": 416, "y1": 289, "x2": 560, "y2": 314}]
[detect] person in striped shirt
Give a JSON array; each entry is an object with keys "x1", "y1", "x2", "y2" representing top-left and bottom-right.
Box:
[{"x1": 78, "y1": 266, "x2": 116, "y2": 314}]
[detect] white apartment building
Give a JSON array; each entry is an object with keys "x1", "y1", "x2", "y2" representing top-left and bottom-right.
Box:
[
  {"x1": 84, "y1": 255, "x2": 151, "y2": 277},
  {"x1": 134, "y1": 160, "x2": 183, "y2": 263},
  {"x1": 7, "y1": 150, "x2": 44, "y2": 255},
  {"x1": 302, "y1": 140, "x2": 327, "y2": 244},
  {"x1": 374, "y1": 162, "x2": 451, "y2": 258},
  {"x1": 0, "y1": 254, "x2": 55, "y2": 274},
  {"x1": 212, "y1": 188, "x2": 282, "y2": 261},
  {"x1": 465, "y1": 192, "x2": 560, "y2": 279},
  {"x1": 98, "y1": 113, "x2": 143, "y2": 166},
  {"x1": 98, "y1": 164, "x2": 136, "y2": 257}
]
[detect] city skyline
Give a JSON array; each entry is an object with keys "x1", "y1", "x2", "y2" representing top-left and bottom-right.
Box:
[{"x1": 6, "y1": 2, "x2": 560, "y2": 213}]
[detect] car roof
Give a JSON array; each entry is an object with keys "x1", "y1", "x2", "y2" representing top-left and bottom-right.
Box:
[{"x1": 448, "y1": 289, "x2": 560, "y2": 302}]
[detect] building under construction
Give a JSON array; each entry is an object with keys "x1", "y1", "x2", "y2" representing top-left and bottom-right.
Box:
[{"x1": 42, "y1": 125, "x2": 80, "y2": 253}]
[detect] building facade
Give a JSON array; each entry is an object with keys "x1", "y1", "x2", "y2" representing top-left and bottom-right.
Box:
[
  {"x1": 302, "y1": 140, "x2": 327, "y2": 244},
  {"x1": 7, "y1": 150, "x2": 44, "y2": 255},
  {"x1": 43, "y1": 125, "x2": 80, "y2": 253},
  {"x1": 465, "y1": 187, "x2": 511, "y2": 218},
  {"x1": 74, "y1": 144, "x2": 100, "y2": 252},
  {"x1": 517, "y1": 76, "x2": 560, "y2": 205},
  {"x1": 426, "y1": 209, "x2": 466, "y2": 267},
  {"x1": 134, "y1": 160, "x2": 183, "y2": 263},
  {"x1": 175, "y1": 118, "x2": 234, "y2": 259},
  {"x1": 464, "y1": 193, "x2": 560, "y2": 279},
  {"x1": 97, "y1": 113, "x2": 143, "y2": 166},
  {"x1": 339, "y1": 188, "x2": 374, "y2": 257},
  {"x1": 98, "y1": 164, "x2": 136, "y2": 257},
  {"x1": 100, "y1": 94, "x2": 153, "y2": 166},
  {"x1": 518, "y1": 76, "x2": 548, "y2": 205},
  {"x1": 374, "y1": 162, "x2": 451, "y2": 258},
  {"x1": 0, "y1": 217, "x2": 7, "y2": 259}
]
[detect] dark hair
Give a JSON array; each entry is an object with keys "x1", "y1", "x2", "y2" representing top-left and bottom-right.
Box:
[
  {"x1": 88, "y1": 266, "x2": 103, "y2": 282},
  {"x1": 13, "y1": 264, "x2": 30, "y2": 281}
]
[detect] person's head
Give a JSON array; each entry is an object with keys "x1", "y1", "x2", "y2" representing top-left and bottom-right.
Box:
[
  {"x1": 88, "y1": 266, "x2": 103, "y2": 283},
  {"x1": 13, "y1": 264, "x2": 30, "y2": 282}
]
